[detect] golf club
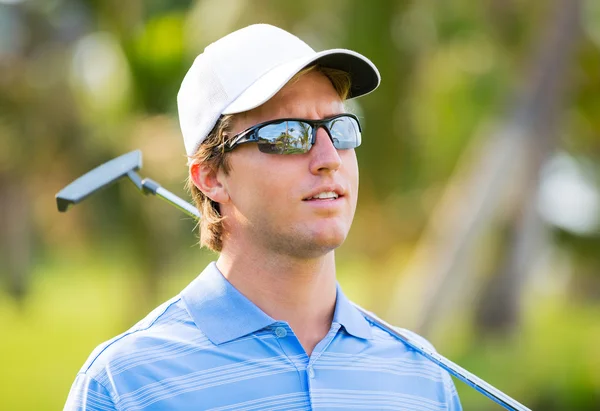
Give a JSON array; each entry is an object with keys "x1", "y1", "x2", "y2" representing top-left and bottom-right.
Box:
[
  {"x1": 56, "y1": 150, "x2": 201, "y2": 219},
  {"x1": 55, "y1": 150, "x2": 531, "y2": 411}
]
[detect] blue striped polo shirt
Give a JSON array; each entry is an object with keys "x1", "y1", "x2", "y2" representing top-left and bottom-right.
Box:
[{"x1": 65, "y1": 262, "x2": 461, "y2": 410}]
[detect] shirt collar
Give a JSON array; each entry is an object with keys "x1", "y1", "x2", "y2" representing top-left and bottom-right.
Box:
[
  {"x1": 181, "y1": 262, "x2": 372, "y2": 345},
  {"x1": 180, "y1": 262, "x2": 275, "y2": 345},
  {"x1": 333, "y1": 282, "x2": 373, "y2": 340}
]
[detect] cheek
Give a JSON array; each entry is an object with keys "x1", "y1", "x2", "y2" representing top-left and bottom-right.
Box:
[
  {"x1": 342, "y1": 150, "x2": 359, "y2": 187},
  {"x1": 227, "y1": 154, "x2": 297, "y2": 213}
]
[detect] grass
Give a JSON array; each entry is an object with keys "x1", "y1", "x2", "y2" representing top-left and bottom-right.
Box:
[{"x1": 0, "y1": 251, "x2": 598, "y2": 410}]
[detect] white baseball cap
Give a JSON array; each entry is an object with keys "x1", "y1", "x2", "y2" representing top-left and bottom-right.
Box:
[{"x1": 177, "y1": 24, "x2": 381, "y2": 157}]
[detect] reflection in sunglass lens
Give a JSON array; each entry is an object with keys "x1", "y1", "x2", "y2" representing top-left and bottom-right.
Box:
[
  {"x1": 329, "y1": 117, "x2": 361, "y2": 149},
  {"x1": 257, "y1": 121, "x2": 313, "y2": 154},
  {"x1": 241, "y1": 115, "x2": 361, "y2": 155}
]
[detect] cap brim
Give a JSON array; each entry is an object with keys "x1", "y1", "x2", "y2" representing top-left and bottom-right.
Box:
[{"x1": 222, "y1": 48, "x2": 380, "y2": 115}]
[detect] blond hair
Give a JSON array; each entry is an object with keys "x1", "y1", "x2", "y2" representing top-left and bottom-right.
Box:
[{"x1": 186, "y1": 66, "x2": 352, "y2": 252}]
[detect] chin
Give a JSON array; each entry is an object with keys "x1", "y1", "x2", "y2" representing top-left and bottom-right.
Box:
[
  {"x1": 259, "y1": 218, "x2": 351, "y2": 258},
  {"x1": 308, "y1": 224, "x2": 348, "y2": 251},
  {"x1": 293, "y1": 239, "x2": 344, "y2": 259},
  {"x1": 270, "y1": 224, "x2": 347, "y2": 259}
]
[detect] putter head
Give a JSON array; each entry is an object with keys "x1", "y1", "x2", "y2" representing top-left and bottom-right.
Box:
[{"x1": 56, "y1": 150, "x2": 142, "y2": 212}]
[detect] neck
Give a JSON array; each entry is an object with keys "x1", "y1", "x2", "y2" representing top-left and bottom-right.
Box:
[{"x1": 216, "y1": 242, "x2": 337, "y2": 356}]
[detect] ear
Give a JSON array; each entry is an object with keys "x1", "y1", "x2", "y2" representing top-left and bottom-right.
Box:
[{"x1": 189, "y1": 161, "x2": 230, "y2": 204}]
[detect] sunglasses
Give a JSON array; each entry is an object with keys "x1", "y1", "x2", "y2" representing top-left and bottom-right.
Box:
[{"x1": 224, "y1": 113, "x2": 362, "y2": 154}]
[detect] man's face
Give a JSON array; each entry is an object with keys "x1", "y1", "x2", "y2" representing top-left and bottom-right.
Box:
[{"x1": 219, "y1": 70, "x2": 359, "y2": 258}]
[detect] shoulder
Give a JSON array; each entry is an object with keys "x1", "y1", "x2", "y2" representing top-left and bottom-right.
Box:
[
  {"x1": 79, "y1": 295, "x2": 197, "y2": 380},
  {"x1": 358, "y1": 308, "x2": 462, "y2": 409},
  {"x1": 65, "y1": 296, "x2": 210, "y2": 409},
  {"x1": 390, "y1": 326, "x2": 438, "y2": 352},
  {"x1": 356, "y1": 305, "x2": 437, "y2": 352}
]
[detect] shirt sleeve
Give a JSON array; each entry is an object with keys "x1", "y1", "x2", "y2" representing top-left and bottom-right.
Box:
[
  {"x1": 395, "y1": 327, "x2": 463, "y2": 410},
  {"x1": 64, "y1": 373, "x2": 117, "y2": 411},
  {"x1": 443, "y1": 372, "x2": 463, "y2": 411}
]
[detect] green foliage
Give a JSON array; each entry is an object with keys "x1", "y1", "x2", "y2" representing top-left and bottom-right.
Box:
[
  {"x1": 0, "y1": 0, "x2": 598, "y2": 409},
  {"x1": 1, "y1": 255, "x2": 598, "y2": 410}
]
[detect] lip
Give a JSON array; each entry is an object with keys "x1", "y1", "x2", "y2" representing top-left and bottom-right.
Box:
[{"x1": 302, "y1": 184, "x2": 346, "y2": 201}]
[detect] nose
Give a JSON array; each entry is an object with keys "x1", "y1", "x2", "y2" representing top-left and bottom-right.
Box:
[{"x1": 309, "y1": 126, "x2": 342, "y2": 175}]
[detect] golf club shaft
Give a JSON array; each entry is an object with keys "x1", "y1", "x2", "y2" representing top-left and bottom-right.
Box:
[
  {"x1": 355, "y1": 305, "x2": 531, "y2": 411},
  {"x1": 140, "y1": 178, "x2": 201, "y2": 219},
  {"x1": 156, "y1": 186, "x2": 201, "y2": 219},
  {"x1": 142, "y1": 182, "x2": 530, "y2": 411}
]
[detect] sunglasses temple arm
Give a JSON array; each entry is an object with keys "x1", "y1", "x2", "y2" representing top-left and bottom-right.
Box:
[
  {"x1": 229, "y1": 128, "x2": 256, "y2": 149},
  {"x1": 353, "y1": 304, "x2": 532, "y2": 411}
]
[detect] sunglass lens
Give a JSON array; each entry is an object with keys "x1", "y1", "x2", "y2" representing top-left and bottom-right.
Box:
[
  {"x1": 329, "y1": 116, "x2": 361, "y2": 149},
  {"x1": 256, "y1": 121, "x2": 312, "y2": 154}
]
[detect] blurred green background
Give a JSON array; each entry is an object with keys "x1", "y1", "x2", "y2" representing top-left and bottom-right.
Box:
[{"x1": 1, "y1": 0, "x2": 599, "y2": 409}]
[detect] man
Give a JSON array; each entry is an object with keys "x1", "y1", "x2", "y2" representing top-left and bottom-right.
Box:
[{"x1": 65, "y1": 24, "x2": 462, "y2": 410}]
